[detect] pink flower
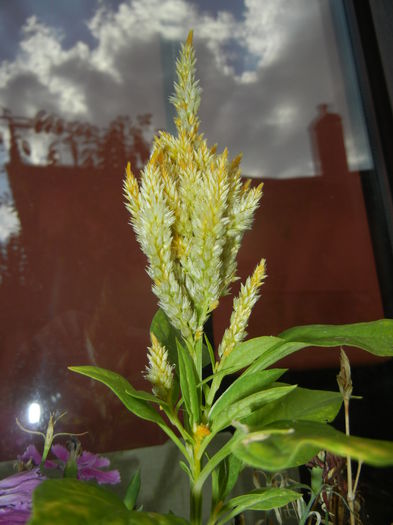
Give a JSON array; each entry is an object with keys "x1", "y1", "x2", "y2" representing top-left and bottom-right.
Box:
[{"x1": 51, "y1": 444, "x2": 121, "y2": 485}]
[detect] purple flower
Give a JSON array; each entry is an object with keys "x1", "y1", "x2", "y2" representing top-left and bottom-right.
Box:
[
  {"x1": 17, "y1": 444, "x2": 119, "y2": 485},
  {"x1": 0, "y1": 468, "x2": 45, "y2": 524},
  {"x1": 51, "y1": 444, "x2": 120, "y2": 485},
  {"x1": 18, "y1": 445, "x2": 57, "y2": 469}
]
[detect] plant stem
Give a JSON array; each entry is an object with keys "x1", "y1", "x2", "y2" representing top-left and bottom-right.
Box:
[
  {"x1": 344, "y1": 397, "x2": 355, "y2": 525},
  {"x1": 190, "y1": 449, "x2": 202, "y2": 525}
]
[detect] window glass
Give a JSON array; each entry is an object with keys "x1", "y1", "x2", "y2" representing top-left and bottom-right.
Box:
[{"x1": 0, "y1": 0, "x2": 384, "y2": 459}]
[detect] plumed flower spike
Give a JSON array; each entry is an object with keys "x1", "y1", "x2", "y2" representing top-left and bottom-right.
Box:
[
  {"x1": 124, "y1": 31, "x2": 264, "y2": 343},
  {"x1": 145, "y1": 333, "x2": 174, "y2": 400},
  {"x1": 170, "y1": 30, "x2": 201, "y2": 139},
  {"x1": 219, "y1": 258, "x2": 267, "y2": 359}
]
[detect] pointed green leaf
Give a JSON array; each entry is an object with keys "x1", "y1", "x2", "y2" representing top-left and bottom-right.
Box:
[
  {"x1": 217, "y1": 487, "x2": 300, "y2": 524},
  {"x1": 233, "y1": 420, "x2": 393, "y2": 471},
  {"x1": 69, "y1": 366, "x2": 164, "y2": 425},
  {"x1": 243, "y1": 386, "x2": 343, "y2": 427},
  {"x1": 211, "y1": 384, "x2": 297, "y2": 433},
  {"x1": 216, "y1": 454, "x2": 244, "y2": 502},
  {"x1": 176, "y1": 340, "x2": 199, "y2": 426},
  {"x1": 279, "y1": 319, "x2": 393, "y2": 356},
  {"x1": 30, "y1": 478, "x2": 189, "y2": 524},
  {"x1": 219, "y1": 336, "x2": 284, "y2": 375},
  {"x1": 209, "y1": 369, "x2": 287, "y2": 421},
  {"x1": 244, "y1": 340, "x2": 308, "y2": 373},
  {"x1": 237, "y1": 319, "x2": 393, "y2": 373},
  {"x1": 123, "y1": 469, "x2": 141, "y2": 510}
]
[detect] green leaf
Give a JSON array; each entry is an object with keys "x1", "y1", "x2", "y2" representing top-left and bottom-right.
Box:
[
  {"x1": 279, "y1": 319, "x2": 393, "y2": 356},
  {"x1": 244, "y1": 340, "x2": 307, "y2": 373},
  {"x1": 243, "y1": 386, "x2": 343, "y2": 427},
  {"x1": 204, "y1": 334, "x2": 216, "y2": 371},
  {"x1": 123, "y1": 469, "x2": 141, "y2": 510},
  {"x1": 217, "y1": 487, "x2": 300, "y2": 524},
  {"x1": 216, "y1": 454, "x2": 244, "y2": 503},
  {"x1": 30, "y1": 478, "x2": 126, "y2": 524},
  {"x1": 30, "y1": 479, "x2": 189, "y2": 524},
  {"x1": 211, "y1": 384, "x2": 297, "y2": 433},
  {"x1": 237, "y1": 319, "x2": 393, "y2": 373},
  {"x1": 176, "y1": 340, "x2": 200, "y2": 426},
  {"x1": 69, "y1": 366, "x2": 164, "y2": 425},
  {"x1": 219, "y1": 336, "x2": 284, "y2": 375},
  {"x1": 233, "y1": 420, "x2": 393, "y2": 471},
  {"x1": 208, "y1": 369, "x2": 287, "y2": 421}
]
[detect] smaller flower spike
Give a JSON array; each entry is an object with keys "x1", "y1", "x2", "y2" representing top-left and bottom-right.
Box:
[
  {"x1": 219, "y1": 259, "x2": 267, "y2": 358},
  {"x1": 145, "y1": 333, "x2": 174, "y2": 400}
]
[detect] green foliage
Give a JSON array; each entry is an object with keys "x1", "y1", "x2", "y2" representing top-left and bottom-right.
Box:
[
  {"x1": 211, "y1": 454, "x2": 243, "y2": 506},
  {"x1": 123, "y1": 469, "x2": 141, "y2": 511},
  {"x1": 216, "y1": 487, "x2": 301, "y2": 524},
  {"x1": 68, "y1": 366, "x2": 164, "y2": 424},
  {"x1": 233, "y1": 420, "x2": 393, "y2": 471},
  {"x1": 208, "y1": 369, "x2": 286, "y2": 421},
  {"x1": 243, "y1": 386, "x2": 343, "y2": 427},
  {"x1": 210, "y1": 384, "x2": 297, "y2": 434},
  {"x1": 30, "y1": 479, "x2": 188, "y2": 525},
  {"x1": 176, "y1": 340, "x2": 200, "y2": 428},
  {"x1": 279, "y1": 319, "x2": 393, "y2": 356}
]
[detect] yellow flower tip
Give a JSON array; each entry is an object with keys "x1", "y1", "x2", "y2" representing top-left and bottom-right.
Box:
[
  {"x1": 210, "y1": 143, "x2": 217, "y2": 155},
  {"x1": 195, "y1": 423, "x2": 211, "y2": 440},
  {"x1": 231, "y1": 153, "x2": 242, "y2": 169},
  {"x1": 241, "y1": 179, "x2": 251, "y2": 193},
  {"x1": 208, "y1": 299, "x2": 219, "y2": 312},
  {"x1": 126, "y1": 161, "x2": 132, "y2": 178},
  {"x1": 150, "y1": 332, "x2": 159, "y2": 347},
  {"x1": 149, "y1": 147, "x2": 161, "y2": 166},
  {"x1": 252, "y1": 258, "x2": 267, "y2": 286},
  {"x1": 256, "y1": 182, "x2": 264, "y2": 194},
  {"x1": 186, "y1": 30, "x2": 194, "y2": 47}
]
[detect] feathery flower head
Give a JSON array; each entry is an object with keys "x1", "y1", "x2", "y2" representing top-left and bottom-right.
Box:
[{"x1": 124, "y1": 31, "x2": 264, "y2": 344}]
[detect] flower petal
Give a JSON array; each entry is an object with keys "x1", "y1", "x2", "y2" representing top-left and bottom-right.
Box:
[
  {"x1": 17, "y1": 445, "x2": 41, "y2": 466},
  {"x1": 78, "y1": 467, "x2": 120, "y2": 485},
  {"x1": 50, "y1": 444, "x2": 70, "y2": 463}
]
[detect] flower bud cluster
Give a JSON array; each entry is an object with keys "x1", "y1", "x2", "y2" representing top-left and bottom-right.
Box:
[{"x1": 145, "y1": 333, "x2": 174, "y2": 399}]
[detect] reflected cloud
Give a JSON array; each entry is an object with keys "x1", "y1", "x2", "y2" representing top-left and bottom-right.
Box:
[{"x1": 0, "y1": 0, "x2": 373, "y2": 180}]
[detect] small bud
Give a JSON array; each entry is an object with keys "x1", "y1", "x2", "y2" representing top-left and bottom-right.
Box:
[{"x1": 337, "y1": 348, "x2": 353, "y2": 400}]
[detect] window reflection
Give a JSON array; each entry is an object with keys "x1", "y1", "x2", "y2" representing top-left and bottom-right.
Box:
[{"x1": 0, "y1": 0, "x2": 384, "y2": 459}]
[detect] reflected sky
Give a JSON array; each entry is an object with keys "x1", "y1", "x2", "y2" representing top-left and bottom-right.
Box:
[{"x1": 0, "y1": 0, "x2": 373, "y2": 243}]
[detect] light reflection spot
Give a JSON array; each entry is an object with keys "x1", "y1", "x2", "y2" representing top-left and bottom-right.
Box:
[{"x1": 28, "y1": 402, "x2": 41, "y2": 424}]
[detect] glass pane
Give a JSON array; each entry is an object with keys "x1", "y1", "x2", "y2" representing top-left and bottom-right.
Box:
[{"x1": 0, "y1": 0, "x2": 384, "y2": 459}]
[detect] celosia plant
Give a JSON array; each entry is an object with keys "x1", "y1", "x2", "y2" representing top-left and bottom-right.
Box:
[{"x1": 29, "y1": 31, "x2": 393, "y2": 524}]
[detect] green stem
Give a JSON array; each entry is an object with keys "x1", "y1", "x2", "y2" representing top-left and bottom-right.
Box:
[
  {"x1": 193, "y1": 433, "x2": 242, "y2": 494},
  {"x1": 190, "y1": 481, "x2": 202, "y2": 525},
  {"x1": 190, "y1": 447, "x2": 202, "y2": 525},
  {"x1": 158, "y1": 421, "x2": 191, "y2": 463}
]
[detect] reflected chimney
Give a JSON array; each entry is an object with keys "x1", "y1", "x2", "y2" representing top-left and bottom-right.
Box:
[{"x1": 310, "y1": 103, "x2": 349, "y2": 179}]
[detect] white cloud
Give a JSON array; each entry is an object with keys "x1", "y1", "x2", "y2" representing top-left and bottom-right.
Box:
[
  {"x1": 0, "y1": 0, "x2": 372, "y2": 181},
  {"x1": 0, "y1": 203, "x2": 20, "y2": 242}
]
